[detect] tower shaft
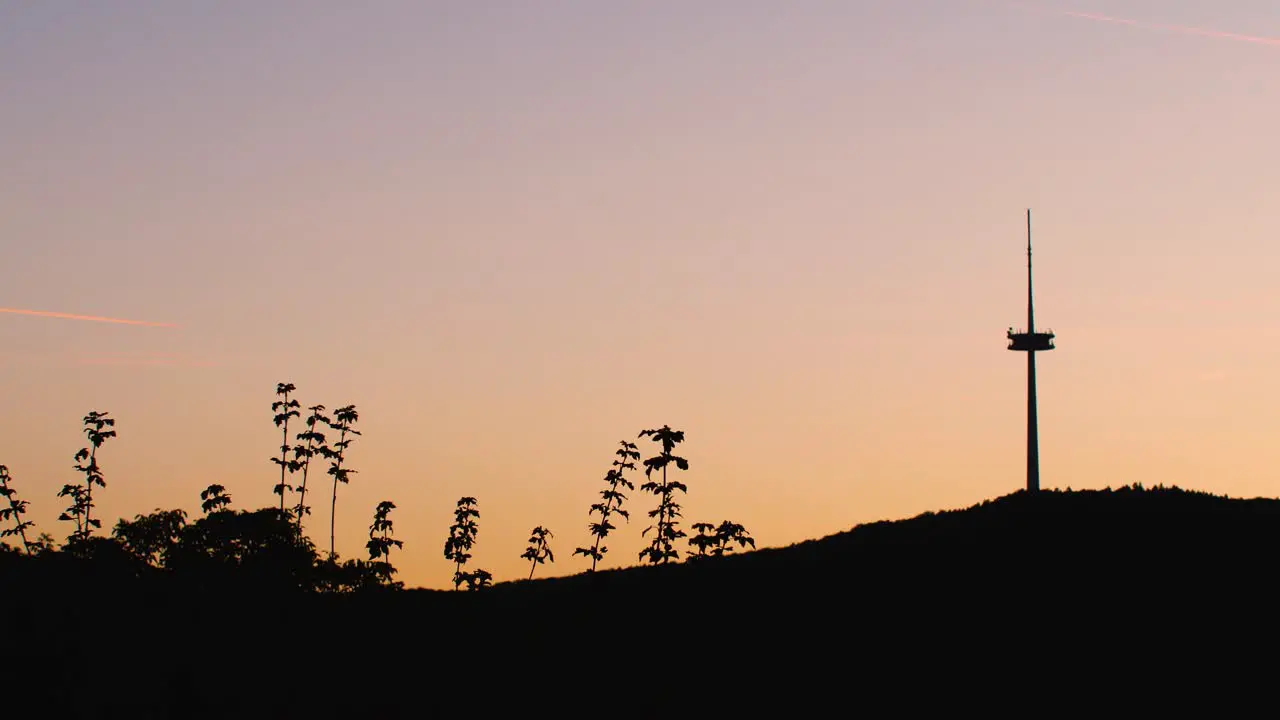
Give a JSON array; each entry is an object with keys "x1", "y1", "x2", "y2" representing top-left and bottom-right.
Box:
[{"x1": 1027, "y1": 351, "x2": 1040, "y2": 493}]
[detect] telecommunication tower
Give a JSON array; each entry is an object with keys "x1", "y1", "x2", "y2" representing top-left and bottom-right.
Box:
[{"x1": 1006, "y1": 210, "x2": 1055, "y2": 493}]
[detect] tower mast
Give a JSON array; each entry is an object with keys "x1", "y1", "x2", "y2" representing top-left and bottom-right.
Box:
[
  {"x1": 1007, "y1": 209, "x2": 1055, "y2": 493},
  {"x1": 1027, "y1": 210, "x2": 1034, "y2": 335}
]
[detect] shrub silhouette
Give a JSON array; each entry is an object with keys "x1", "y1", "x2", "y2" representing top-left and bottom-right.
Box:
[
  {"x1": 573, "y1": 441, "x2": 639, "y2": 571},
  {"x1": 270, "y1": 382, "x2": 302, "y2": 515},
  {"x1": 292, "y1": 405, "x2": 331, "y2": 533},
  {"x1": 57, "y1": 410, "x2": 116, "y2": 545},
  {"x1": 0, "y1": 465, "x2": 34, "y2": 554},
  {"x1": 325, "y1": 405, "x2": 361, "y2": 559},
  {"x1": 443, "y1": 496, "x2": 481, "y2": 591},
  {"x1": 463, "y1": 568, "x2": 492, "y2": 590},
  {"x1": 637, "y1": 425, "x2": 689, "y2": 565},
  {"x1": 27, "y1": 532, "x2": 56, "y2": 555},
  {"x1": 688, "y1": 520, "x2": 756, "y2": 560},
  {"x1": 688, "y1": 522, "x2": 715, "y2": 559},
  {"x1": 521, "y1": 526, "x2": 555, "y2": 579},
  {"x1": 317, "y1": 557, "x2": 388, "y2": 593}
]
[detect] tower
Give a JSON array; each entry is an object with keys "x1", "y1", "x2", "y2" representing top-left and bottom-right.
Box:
[{"x1": 1006, "y1": 209, "x2": 1055, "y2": 493}]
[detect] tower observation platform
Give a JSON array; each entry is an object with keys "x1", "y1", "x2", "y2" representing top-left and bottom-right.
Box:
[{"x1": 1007, "y1": 329, "x2": 1055, "y2": 352}]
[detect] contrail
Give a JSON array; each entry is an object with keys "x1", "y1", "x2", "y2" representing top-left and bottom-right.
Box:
[
  {"x1": 79, "y1": 356, "x2": 216, "y2": 367},
  {"x1": 1011, "y1": 3, "x2": 1280, "y2": 48},
  {"x1": 0, "y1": 307, "x2": 177, "y2": 328}
]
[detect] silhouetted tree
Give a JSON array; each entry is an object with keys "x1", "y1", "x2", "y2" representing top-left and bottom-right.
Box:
[
  {"x1": 688, "y1": 520, "x2": 755, "y2": 560},
  {"x1": 0, "y1": 465, "x2": 34, "y2": 554},
  {"x1": 169, "y1": 507, "x2": 319, "y2": 592},
  {"x1": 521, "y1": 526, "x2": 555, "y2": 580},
  {"x1": 365, "y1": 500, "x2": 404, "y2": 588},
  {"x1": 200, "y1": 484, "x2": 232, "y2": 514},
  {"x1": 326, "y1": 405, "x2": 360, "y2": 559},
  {"x1": 638, "y1": 425, "x2": 689, "y2": 565},
  {"x1": 270, "y1": 382, "x2": 302, "y2": 515},
  {"x1": 113, "y1": 508, "x2": 188, "y2": 568},
  {"x1": 58, "y1": 410, "x2": 116, "y2": 545},
  {"x1": 292, "y1": 404, "x2": 331, "y2": 533},
  {"x1": 443, "y1": 496, "x2": 480, "y2": 591},
  {"x1": 573, "y1": 441, "x2": 639, "y2": 571}
]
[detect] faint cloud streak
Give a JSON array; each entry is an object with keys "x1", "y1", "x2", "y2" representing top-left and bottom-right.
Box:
[
  {"x1": 1010, "y1": 3, "x2": 1280, "y2": 48},
  {"x1": 0, "y1": 307, "x2": 177, "y2": 328},
  {"x1": 77, "y1": 352, "x2": 217, "y2": 368}
]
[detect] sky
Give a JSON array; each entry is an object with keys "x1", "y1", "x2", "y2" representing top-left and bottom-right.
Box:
[{"x1": 2, "y1": 0, "x2": 1279, "y2": 588}]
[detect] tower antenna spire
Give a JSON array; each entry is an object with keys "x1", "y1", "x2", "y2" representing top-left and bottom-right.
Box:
[
  {"x1": 1006, "y1": 209, "x2": 1055, "y2": 493},
  {"x1": 1027, "y1": 209, "x2": 1034, "y2": 334}
]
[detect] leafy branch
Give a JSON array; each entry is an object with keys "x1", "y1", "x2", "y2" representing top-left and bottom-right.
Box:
[
  {"x1": 292, "y1": 405, "x2": 331, "y2": 533},
  {"x1": 573, "y1": 441, "x2": 639, "y2": 571},
  {"x1": 326, "y1": 405, "x2": 360, "y2": 559},
  {"x1": 443, "y1": 496, "x2": 480, "y2": 591},
  {"x1": 58, "y1": 410, "x2": 116, "y2": 545},
  {"x1": 521, "y1": 526, "x2": 555, "y2": 580},
  {"x1": 0, "y1": 465, "x2": 34, "y2": 554},
  {"x1": 638, "y1": 425, "x2": 689, "y2": 566},
  {"x1": 365, "y1": 500, "x2": 404, "y2": 588},
  {"x1": 270, "y1": 382, "x2": 302, "y2": 516},
  {"x1": 200, "y1": 484, "x2": 232, "y2": 514}
]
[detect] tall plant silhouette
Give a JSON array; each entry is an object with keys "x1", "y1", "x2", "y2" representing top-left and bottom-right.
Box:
[
  {"x1": 325, "y1": 405, "x2": 360, "y2": 559},
  {"x1": 573, "y1": 441, "x2": 639, "y2": 571},
  {"x1": 292, "y1": 405, "x2": 331, "y2": 532},
  {"x1": 0, "y1": 465, "x2": 34, "y2": 553},
  {"x1": 688, "y1": 520, "x2": 755, "y2": 560},
  {"x1": 365, "y1": 500, "x2": 404, "y2": 588},
  {"x1": 521, "y1": 526, "x2": 555, "y2": 580},
  {"x1": 637, "y1": 425, "x2": 689, "y2": 566},
  {"x1": 57, "y1": 411, "x2": 116, "y2": 544},
  {"x1": 200, "y1": 484, "x2": 232, "y2": 514},
  {"x1": 270, "y1": 382, "x2": 301, "y2": 515},
  {"x1": 443, "y1": 496, "x2": 480, "y2": 591}
]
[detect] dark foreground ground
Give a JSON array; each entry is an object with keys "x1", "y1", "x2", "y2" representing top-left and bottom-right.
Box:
[{"x1": 4, "y1": 485, "x2": 1278, "y2": 717}]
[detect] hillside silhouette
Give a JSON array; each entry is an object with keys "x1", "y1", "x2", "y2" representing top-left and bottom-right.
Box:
[{"x1": 2, "y1": 483, "x2": 1274, "y2": 717}]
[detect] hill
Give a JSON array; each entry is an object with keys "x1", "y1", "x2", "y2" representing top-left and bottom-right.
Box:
[{"x1": 4, "y1": 484, "x2": 1276, "y2": 717}]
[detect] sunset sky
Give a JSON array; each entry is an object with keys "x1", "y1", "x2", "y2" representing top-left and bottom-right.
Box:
[{"x1": 3, "y1": 1, "x2": 1278, "y2": 588}]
